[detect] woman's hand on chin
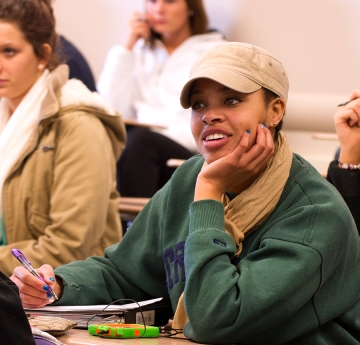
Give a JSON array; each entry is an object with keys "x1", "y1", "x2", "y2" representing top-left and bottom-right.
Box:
[{"x1": 194, "y1": 124, "x2": 274, "y2": 201}]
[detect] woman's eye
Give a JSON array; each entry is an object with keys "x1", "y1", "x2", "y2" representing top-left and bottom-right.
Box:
[
  {"x1": 191, "y1": 100, "x2": 206, "y2": 110},
  {"x1": 224, "y1": 97, "x2": 240, "y2": 105},
  {"x1": 4, "y1": 48, "x2": 16, "y2": 57}
]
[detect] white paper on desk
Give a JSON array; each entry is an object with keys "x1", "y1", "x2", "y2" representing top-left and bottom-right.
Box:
[{"x1": 25, "y1": 297, "x2": 163, "y2": 314}]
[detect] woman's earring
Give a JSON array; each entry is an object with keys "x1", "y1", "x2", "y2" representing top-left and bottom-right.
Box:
[
  {"x1": 38, "y1": 64, "x2": 44, "y2": 70},
  {"x1": 273, "y1": 121, "x2": 279, "y2": 126}
]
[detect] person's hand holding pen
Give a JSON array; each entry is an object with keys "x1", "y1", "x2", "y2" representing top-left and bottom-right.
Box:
[
  {"x1": 10, "y1": 260, "x2": 63, "y2": 309},
  {"x1": 335, "y1": 89, "x2": 360, "y2": 167}
]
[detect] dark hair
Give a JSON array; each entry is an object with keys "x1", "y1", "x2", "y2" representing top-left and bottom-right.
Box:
[
  {"x1": 148, "y1": 0, "x2": 208, "y2": 48},
  {"x1": 0, "y1": 0, "x2": 60, "y2": 70},
  {"x1": 262, "y1": 88, "x2": 285, "y2": 138}
]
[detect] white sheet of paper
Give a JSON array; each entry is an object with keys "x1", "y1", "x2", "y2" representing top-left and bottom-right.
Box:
[{"x1": 25, "y1": 297, "x2": 163, "y2": 314}]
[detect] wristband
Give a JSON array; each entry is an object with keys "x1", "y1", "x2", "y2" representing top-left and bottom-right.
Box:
[{"x1": 338, "y1": 161, "x2": 360, "y2": 170}]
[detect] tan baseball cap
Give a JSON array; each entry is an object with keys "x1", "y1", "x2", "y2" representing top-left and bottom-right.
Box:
[{"x1": 180, "y1": 42, "x2": 289, "y2": 108}]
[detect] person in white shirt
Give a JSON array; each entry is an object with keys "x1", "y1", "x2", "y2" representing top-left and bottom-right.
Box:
[{"x1": 97, "y1": 0, "x2": 226, "y2": 197}]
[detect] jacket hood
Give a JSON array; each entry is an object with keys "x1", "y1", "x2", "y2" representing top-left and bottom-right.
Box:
[{"x1": 41, "y1": 65, "x2": 126, "y2": 160}]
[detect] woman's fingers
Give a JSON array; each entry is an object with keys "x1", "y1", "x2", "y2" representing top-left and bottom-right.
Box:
[
  {"x1": 241, "y1": 124, "x2": 274, "y2": 171},
  {"x1": 334, "y1": 94, "x2": 360, "y2": 162},
  {"x1": 336, "y1": 92, "x2": 360, "y2": 127},
  {"x1": 19, "y1": 292, "x2": 51, "y2": 309},
  {"x1": 195, "y1": 124, "x2": 276, "y2": 201},
  {"x1": 227, "y1": 129, "x2": 250, "y2": 165},
  {"x1": 349, "y1": 89, "x2": 360, "y2": 102},
  {"x1": 335, "y1": 107, "x2": 360, "y2": 125},
  {"x1": 36, "y1": 264, "x2": 57, "y2": 287},
  {"x1": 124, "y1": 12, "x2": 151, "y2": 49},
  {"x1": 10, "y1": 265, "x2": 56, "y2": 307},
  {"x1": 217, "y1": 124, "x2": 273, "y2": 178},
  {"x1": 131, "y1": 12, "x2": 151, "y2": 38}
]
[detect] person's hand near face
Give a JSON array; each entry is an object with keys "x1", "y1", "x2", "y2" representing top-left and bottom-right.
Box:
[
  {"x1": 190, "y1": 79, "x2": 284, "y2": 201},
  {"x1": 335, "y1": 89, "x2": 360, "y2": 166},
  {"x1": 194, "y1": 124, "x2": 274, "y2": 201},
  {"x1": 124, "y1": 0, "x2": 192, "y2": 52},
  {"x1": 124, "y1": 12, "x2": 153, "y2": 51}
]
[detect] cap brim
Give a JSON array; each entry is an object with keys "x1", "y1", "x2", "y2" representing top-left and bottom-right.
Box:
[{"x1": 180, "y1": 67, "x2": 262, "y2": 109}]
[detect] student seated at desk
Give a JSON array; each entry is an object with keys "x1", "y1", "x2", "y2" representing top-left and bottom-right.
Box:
[
  {"x1": 12, "y1": 42, "x2": 360, "y2": 345},
  {"x1": 327, "y1": 89, "x2": 360, "y2": 232},
  {"x1": 97, "y1": 0, "x2": 226, "y2": 198},
  {"x1": 0, "y1": 0, "x2": 126, "y2": 276}
]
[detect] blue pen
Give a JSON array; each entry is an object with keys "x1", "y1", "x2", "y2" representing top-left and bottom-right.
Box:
[{"x1": 11, "y1": 248, "x2": 58, "y2": 300}]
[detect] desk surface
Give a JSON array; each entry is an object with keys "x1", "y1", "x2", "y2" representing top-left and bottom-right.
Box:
[
  {"x1": 119, "y1": 197, "x2": 150, "y2": 214},
  {"x1": 57, "y1": 329, "x2": 193, "y2": 345}
]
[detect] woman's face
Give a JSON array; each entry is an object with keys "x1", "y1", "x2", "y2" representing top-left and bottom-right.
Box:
[
  {"x1": 190, "y1": 79, "x2": 278, "y2": 164},
  {"x1": 0, "y1": 21, "x2": 44, "y2": 111},
  {"x1": 146, "y1": 0, "x2": 191, "y2": 38}
]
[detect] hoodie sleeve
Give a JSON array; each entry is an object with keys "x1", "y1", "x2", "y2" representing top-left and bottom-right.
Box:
[{"x1": 97, "y1": 45, "x2": 137, "y2": 119}]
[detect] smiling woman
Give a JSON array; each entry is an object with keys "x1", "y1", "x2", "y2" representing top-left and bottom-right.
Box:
[
  {"x1": 12, "y1": 42, "x2": 360, "y2": 345},
  {"x1": 0, "y1": 0, "x2": 126, "y2": 276},
  {"x1": 188, "y1": 81, "x2": 284, "y2": 167}
]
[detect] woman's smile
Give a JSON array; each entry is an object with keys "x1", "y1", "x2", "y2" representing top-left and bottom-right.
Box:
[
  {"x1": 190, "y1": 78, "x2": 272, "y2": 164},
  {"x1": 201, "y1": 128, "x2": 232, "y2": 150}
]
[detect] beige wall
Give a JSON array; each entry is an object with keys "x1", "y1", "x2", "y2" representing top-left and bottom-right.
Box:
[{"x1": 53, "y1": 0, "x2": 360, "y2": 174}]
